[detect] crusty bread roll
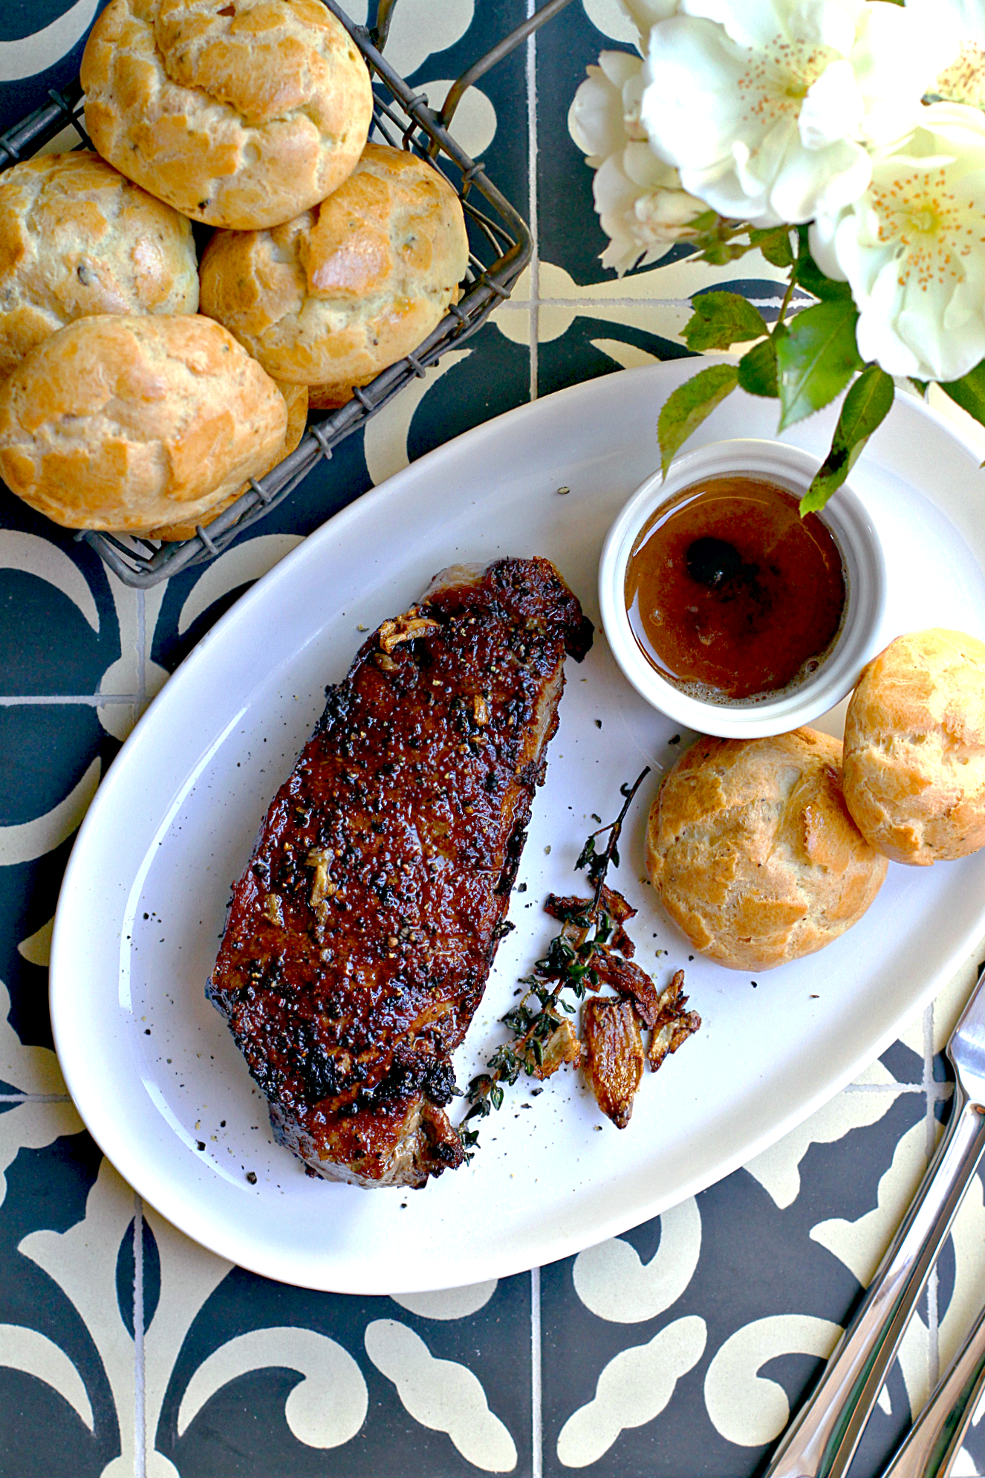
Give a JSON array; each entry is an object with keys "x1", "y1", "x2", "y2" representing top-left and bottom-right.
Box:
[
  {"x1": 199, "y1": 142, "x2": 469, "y2": 403},
  {"x1": 149, "y1": 380, "x2": 308, "y2": 540},
  {"x1": 843, "y1": 629, "x2": 985, "y2": 865},
  {"x1": 0, "y1": 314, "x2": 287, "y2": 533},
  {"x1": 81, "y1": 0, "x2": 373, "y2": 230},
  {"x1": 0, "y1": 151, "x2": 199, "y2": 378},
  {"x1": 646, "y1": 728, "x2": 888, "y2": 971}
]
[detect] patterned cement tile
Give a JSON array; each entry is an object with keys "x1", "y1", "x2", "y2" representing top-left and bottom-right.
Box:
[
  {"x1": 0, "y1": 1130, "x2": 125, "y2": 1478},
  {"x1": 0, "y1": 0, "x2": 110, "y2": 128},
  {"x1": 540, "y1": 1091, "x2": 932, "y2": 1478},
  {"x1": 157, "y1": 1265, "x2": 532, "y2": 1476},
  {"x1": 0, "y1": 518, "x2": 123, "y2": 697},
  {"x1": 2, "y1": 4, "x2": 985, "y2": 1477},
  {"x1": 397, "y1": 0, "x2": 530, "y2": 229}
]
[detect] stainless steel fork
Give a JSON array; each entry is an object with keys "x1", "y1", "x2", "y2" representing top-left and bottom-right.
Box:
[
  {"x1": 877, "y1": 1296, "x2": 985, "y2": 1478},
  {"x1": 764, "y1": 964, "x2": 985, "y2": 1478}
]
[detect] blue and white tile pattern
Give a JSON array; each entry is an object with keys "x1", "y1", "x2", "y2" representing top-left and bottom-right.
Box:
[{"x1": 2, "y1": 2, "x2": 985, "y2": 1474}]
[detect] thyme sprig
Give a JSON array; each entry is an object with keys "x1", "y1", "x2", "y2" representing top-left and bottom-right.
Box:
[{"x1": 457, "y1": 766, "x2": 651, "y2": 1159}]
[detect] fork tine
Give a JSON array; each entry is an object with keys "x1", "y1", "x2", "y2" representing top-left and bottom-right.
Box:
[{"x1": 764, "y1": 964, "x2": 985, "y2": 1478}]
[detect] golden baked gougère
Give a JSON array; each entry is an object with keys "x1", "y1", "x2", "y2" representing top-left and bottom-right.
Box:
[
  {"x1": 0, "y1": 314, "x2": 287, "y2": 533},
  {"x1": 148, "y1": 380, "x2": 309, "y2": 540},
  {"x1": 199, "y1": 142, "x2": 470, "y2": 407},
  {"x1": 843, "y1": 628, "x2": 985, "y2": 865},
  {"x1": 646, "y1": 728, "x2": 888, "y2": 971},
  {"x1": 81, "y1": 0, "x2": 373, "y2": 230},
  {"x1": 0, "y1": 151, "x2": 199, "y2": 378}
]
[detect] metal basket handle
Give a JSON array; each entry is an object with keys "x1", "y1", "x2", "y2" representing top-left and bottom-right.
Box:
[
  {"x1": 368, "y1": 0, "x2": 577, "y2": 136},
  {"x1": 438, "y1": 0, "x2": 577, "y2": 133}
]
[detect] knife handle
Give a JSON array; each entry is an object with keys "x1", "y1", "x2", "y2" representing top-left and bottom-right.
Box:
[
  {"x1": 764, "y1": 1089, "x2": 985, "y2": 1478},
  {"x1": 878, "y1": 1297, "x2": 985, "y2": 1478}
]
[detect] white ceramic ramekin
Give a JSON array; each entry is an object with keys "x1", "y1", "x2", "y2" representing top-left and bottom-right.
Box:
[{"x1": 598, "y1": 438, "x2": 887, "y2": 739}]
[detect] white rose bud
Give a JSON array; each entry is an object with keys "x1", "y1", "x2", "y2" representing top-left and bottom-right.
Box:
[{"x1": 569, "y1": 51, "x2": 707, "y2": 275}]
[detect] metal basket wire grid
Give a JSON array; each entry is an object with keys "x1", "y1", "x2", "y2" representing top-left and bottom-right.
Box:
[{"x1": 0, "y1": 0, "x2": 575, "y2": 589}]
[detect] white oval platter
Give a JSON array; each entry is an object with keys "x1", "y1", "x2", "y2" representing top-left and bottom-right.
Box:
[{"x1": 50, "y1": 361, "x2": 985, "y2": 1294}]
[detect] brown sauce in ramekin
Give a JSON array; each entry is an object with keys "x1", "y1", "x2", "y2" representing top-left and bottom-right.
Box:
[{"x1": 625, "y1": 475, "x2": 846, "y2": 702}]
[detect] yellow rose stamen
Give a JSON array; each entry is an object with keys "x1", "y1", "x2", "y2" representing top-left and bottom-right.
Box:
[
  {"x1": 736, "y1": 39, "x2": 835, "y2": 127},
  {"x1": 870, "y1": 168, "x2": 974, "y2": 290}
]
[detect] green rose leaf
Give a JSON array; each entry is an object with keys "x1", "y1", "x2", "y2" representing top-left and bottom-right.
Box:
[
  {"x1": 776, "y1": 298, "x2": 862, "y2": 430},
  {"x1": 682, "y1": 292, "x2": 769, "y2": 352},
  {"x1": 800, "y1": 364, "x2": 895, "y2": 514},
  {"x1": 657, "y1": 364, "x2": 739, "y2": 476},
  {"x1": 794, "y1": 257, "x2": 853, "y2": 302},
  {"x1": 737, "y1": 337, "x2": 779, "y2": 398},
  {"x1": 748, "y1": 226, "x2": 794, "y2": 268},
  {"x1": 941, "y1": 359, "x2": 985, "y2": 429},
  {"x1": 698, "y1": 238, "x2": 756, "y2": 266},
  {"x1": 793, "y1": 228, "x2": 854, "y2": 301}
]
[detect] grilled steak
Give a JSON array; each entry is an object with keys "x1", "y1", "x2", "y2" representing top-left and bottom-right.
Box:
[{"x1": 208, "y1": 557, "x2": 593, "y2": 1188}]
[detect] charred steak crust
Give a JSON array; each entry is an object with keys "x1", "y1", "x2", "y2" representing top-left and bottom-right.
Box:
[{"x1": 207, "y1": 557, "x2": 593, "y2": 1188}]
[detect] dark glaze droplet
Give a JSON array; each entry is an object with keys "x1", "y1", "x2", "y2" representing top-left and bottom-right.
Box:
[{"x1": 686, "y1": 537, "x2": 742, "y2": 590}]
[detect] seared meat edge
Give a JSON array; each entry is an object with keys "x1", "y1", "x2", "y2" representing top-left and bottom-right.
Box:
[{"x1": 207, "y1": 556, "x2": 592, "y2": 1188}]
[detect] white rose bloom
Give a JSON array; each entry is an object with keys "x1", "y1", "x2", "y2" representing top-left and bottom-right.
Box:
[
  {"x1": 810, "y1": 103, "x2": 985, "y2": 382},
  {"x1": 617, "y1": 0, "x2": 681, "y2": 51},
  {"x1": 568, "y1": 50, "x2": 707, "y2": 274},
  {"x1": 639, "y1": 0, "x2": 953, "y2": 227},
  {"x1": 907, "y1": 0, "x2": 985, "y2": 111}
]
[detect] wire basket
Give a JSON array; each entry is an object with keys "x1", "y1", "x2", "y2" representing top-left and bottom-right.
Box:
[{"x1": 0, "y1": 0, "x2": 574, "y2": 588}]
